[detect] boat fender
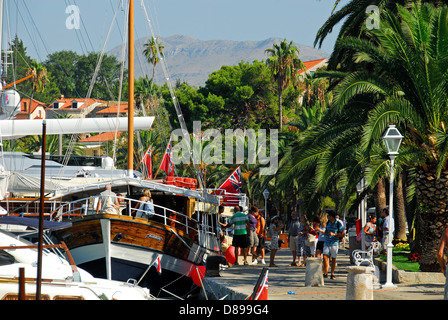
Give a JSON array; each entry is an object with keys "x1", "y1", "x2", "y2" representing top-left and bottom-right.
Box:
[{"x1": 205, "y1": 255, "x2": 227, "y2": 277}]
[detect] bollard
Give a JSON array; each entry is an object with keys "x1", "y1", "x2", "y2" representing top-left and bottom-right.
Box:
[
  {"x1": 305, "y1": 257, "x2": 324, "y2": 287},
  {"x1": 346, "y1": 266, "x2": 374, "y2": 300}
]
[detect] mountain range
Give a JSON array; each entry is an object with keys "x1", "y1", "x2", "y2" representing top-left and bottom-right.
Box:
[{"x1": 108, "y1": 34, "x2": 330, "y2": 86}]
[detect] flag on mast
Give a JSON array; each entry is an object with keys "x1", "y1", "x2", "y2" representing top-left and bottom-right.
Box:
[
  {"x1": 158, "y1": 141, "x2": 174, "y2": 176},
  {"x1": 142, "y1": 145, "x2": 152, "y2": 179},
  {"x1": 152, "y1": 255, "x2": 162, "y2": 275},
  {"x1": 218, "y1": 166, "x2": 242, "y2": 193},
  {"x1": 249, "y1": 268, "x2": 268, "y2": 300}
]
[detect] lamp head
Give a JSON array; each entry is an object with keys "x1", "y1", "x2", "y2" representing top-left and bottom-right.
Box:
[
  {"x1": 263, "y1": 189, "x2": 269, "y2": 199},
  {"x1": 383, "y1": 125, "x2": 403, "y2": 155}
]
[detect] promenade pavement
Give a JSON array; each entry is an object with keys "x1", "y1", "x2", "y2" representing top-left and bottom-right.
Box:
[{"x1": 201, "y1": 245, "x2": 446, "y2": 300}]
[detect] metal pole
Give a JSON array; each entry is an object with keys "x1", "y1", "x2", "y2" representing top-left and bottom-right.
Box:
[
  {"x1": 127, "y1": 0, "x2": 135, "y2": 178},
  {"x1": 19, "y1": 267, "x2": 25, "y2": 300},
  {"x1": 383, "y1": 155, "x2": 396, "y2": 288},
  {"x1": 36, "y1": 120, "x2": 46, "y2": 299},
  {"x1": 264, "y1": 198, "x2": 268, "y2": 223}
]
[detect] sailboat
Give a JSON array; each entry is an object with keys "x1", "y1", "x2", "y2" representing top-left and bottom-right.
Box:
[
  {"x1": 45, "y1": 0, "x2": 223, "y2": 299},
  {"x1": 0, "y1": 0, "x2": 224, "y2": 299}
]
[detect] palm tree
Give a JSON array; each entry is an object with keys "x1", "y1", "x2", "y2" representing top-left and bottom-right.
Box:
[
  {"x1": 25, "y1": 60, "x2": 49, "y2": 119},
  {"x1": 331, "y1": 3, "x2": 448, "y2": 271},
  {"x1": 143, "y1": 37, "x2": 165, "y2": 84},
  {"x1": 315, "y1": 0, "x2": 448, "y2": 73},
  {"x1": 265, "y1": 40, "x2": 305, "y2": 130}
]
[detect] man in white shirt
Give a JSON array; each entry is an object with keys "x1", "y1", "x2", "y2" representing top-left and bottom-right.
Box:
[
  {"x1": 381, "y1": 208, "x2": 394, "y2": 252},
  {"x1": 96, "y1": 184, "x2": 119, "y2": 215}
]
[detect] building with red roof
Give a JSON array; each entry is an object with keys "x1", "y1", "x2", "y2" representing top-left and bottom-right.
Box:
[
  {"x1": 78, "y1": 131, "x2": 123, "y2": 156},
  {"x1": 299, "y1": 58, "x2": 327, "y2": 76},
  {"x1": 14, "y1": 98, "x2": 48, "y2": 120}
]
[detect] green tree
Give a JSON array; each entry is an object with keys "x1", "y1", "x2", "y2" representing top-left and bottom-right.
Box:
[
  {"x1": 73, "y1": 52, "x2": 124, "y2": 100},
  {"x1": 332, "y1": 3, "x2": 448, "y2": 271},
  {"x1": 202, "y1": 60, "x2": 276, "y2": 130},
  {"x1": 143, "y1": 37, "x2": 165, "y2": 84},
  {"x1": 6, "y1": 36, "x2": 32, "y2": 89},
  {"x1": 26, "y1": 60, "x2": 49, "y2": 118},
  {"x1": 161, "y1": 81, "x2": 209, "y2": 132},
  {"x1": 265, "y1": 40, "x2": 305, "y2": 130},
  {"x1": 44, "y1": 50, "x2": 79, "y2": 98}
]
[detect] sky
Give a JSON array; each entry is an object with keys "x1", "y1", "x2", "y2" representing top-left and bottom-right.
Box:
[{"x1": 5, "y1": 0, "x2": 349, "y2": 62}]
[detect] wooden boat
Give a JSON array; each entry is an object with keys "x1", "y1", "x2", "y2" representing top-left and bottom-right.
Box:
[{"x1": 50, "y1": 178, "x2": 222, "y2": 298}]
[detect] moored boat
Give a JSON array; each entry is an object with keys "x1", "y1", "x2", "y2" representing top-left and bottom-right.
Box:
[
  {"x1": 0, "y1": 227, "x2": 154, "y2": 300},
  {"x1": 50, "y1": 178, "x2": 222, "y2": 298}
]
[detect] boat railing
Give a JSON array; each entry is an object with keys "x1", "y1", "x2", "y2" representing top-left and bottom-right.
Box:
[{"x1": 50, "y1": 196, "x2": 210, "y2": 238}]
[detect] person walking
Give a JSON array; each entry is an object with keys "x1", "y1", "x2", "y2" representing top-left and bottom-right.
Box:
[
  {"x1": 315, "y1": 212, "x2": 327, "y2": 258},
  {"x1": 308, "y1": 215, "x2": 320, "y2": 257},
  {"x1": 269, "y1": 216, "x2": 283, "y2": 267},
  {"x1": 380, "y1": 208, "x2": 394, "y2": 254},
  {"x1": 322, "y1": 210, "x2": 345, "y2": 279},
  {"x1": 254, "y1": 209, "x2": 267, "y2": 264},
  {"x1": 364, "y1": 214, "x2": 377, "y2": 249},
  {"x1": 224, "y1": 206, "x2": 250, "y2": 265},
  {"x1": 288, "y1": 211, "x2": 300, "y2": 266},
  {"x1": 296, "y1": 215, "x2": 309, "y2": 267},
  {"x1": 248, "y1": 206, "x2": 259, "y2": 264}
]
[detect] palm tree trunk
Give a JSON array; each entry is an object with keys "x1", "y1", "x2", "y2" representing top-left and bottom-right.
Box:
[
  {"x1": 374, "y1": 177, "x2": 387, "y2": 215},
  {"x1": 278, "y1": 84, "x2": 283, "y2": 130},
  {"x1": 394, "y1": 172, "x2": 407, "y2": 241},
  {"x1": 414, "y1": 167, "x2": 448, "y2": 272}
]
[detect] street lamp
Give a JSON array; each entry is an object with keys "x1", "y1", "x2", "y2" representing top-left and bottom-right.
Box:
[
  {"x1": 382, "y1": 125, "x2": 403, "y2": 289},
  {"x1": 263, "y1": 189, "x2": 269, "y2": 221},
  {"x1": 356, "y1": 177, "x2": 368, "y2": 251}
]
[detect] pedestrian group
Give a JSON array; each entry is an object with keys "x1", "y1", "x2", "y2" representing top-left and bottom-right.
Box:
[{"x1": 222, "y1": 205, "x2": 347, "y2": 279}]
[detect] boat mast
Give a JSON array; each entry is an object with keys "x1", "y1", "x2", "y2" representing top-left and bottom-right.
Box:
[
  {"x1": 0, "y1": 0, "x2": 3, "y2": 89},
  {"x1": 127, "y1": 0, "x2": 135, "y2": 177},
  {"x1": 36, "y1": 120, "x2": 46, "y2": 300}
]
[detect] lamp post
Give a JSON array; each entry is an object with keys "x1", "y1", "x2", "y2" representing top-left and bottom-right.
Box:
[
  {"x1": 356, "y1": 178, "x2": 367, "y2": 252},
  {"x1": 382, "y1": 125, "x2": 403, "y2": 289},
  {"x1": 263, "y1": 189, "x2": 269, "y2": 222}
]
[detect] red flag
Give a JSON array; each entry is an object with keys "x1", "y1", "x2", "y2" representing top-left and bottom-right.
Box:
[
  {"x1": 159, "y1": 142, "x2": 174, "y2": 177},
  {"x1": 249, "y1": 269, "x2": 268, "y2": 300},
  {"x1": 218, "y1": 166, "x2": 242, "y2": 193},
  {"x1": 142, "y1": 146, "x2": 152, "y2": 179},
  {"x1": 152, "y1": 255, "x2": 162, "y2": 275}
]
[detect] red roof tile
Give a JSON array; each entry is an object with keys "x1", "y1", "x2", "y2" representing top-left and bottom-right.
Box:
[
  {"x1": 299, "y1": 58, "x2": 327, "y2": 74},
  {"x1": 79, "y1": 131, "x2": 123, "y2": 143},
  {"x1": 96, "y1": 104, "x2": 128, "y2": 114}
]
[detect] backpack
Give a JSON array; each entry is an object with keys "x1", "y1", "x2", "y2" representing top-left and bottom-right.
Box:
[{"x1": 142, "y1": 199, "x2": 155, "y2": 217}]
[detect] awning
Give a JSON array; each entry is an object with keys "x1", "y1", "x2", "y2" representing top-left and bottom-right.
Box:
[{"x1": 51, "y1": 177, "x2": 221, "y2": 205}]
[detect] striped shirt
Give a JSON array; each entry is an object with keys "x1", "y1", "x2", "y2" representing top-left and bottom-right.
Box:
[{"x1": 229, "y1": 212, "x2": 249, "y2": 235}]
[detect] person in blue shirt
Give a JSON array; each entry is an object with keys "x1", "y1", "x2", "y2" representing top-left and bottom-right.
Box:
[{"x1": 323, "y1": 210, "x2": 345, "y2": 279}]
